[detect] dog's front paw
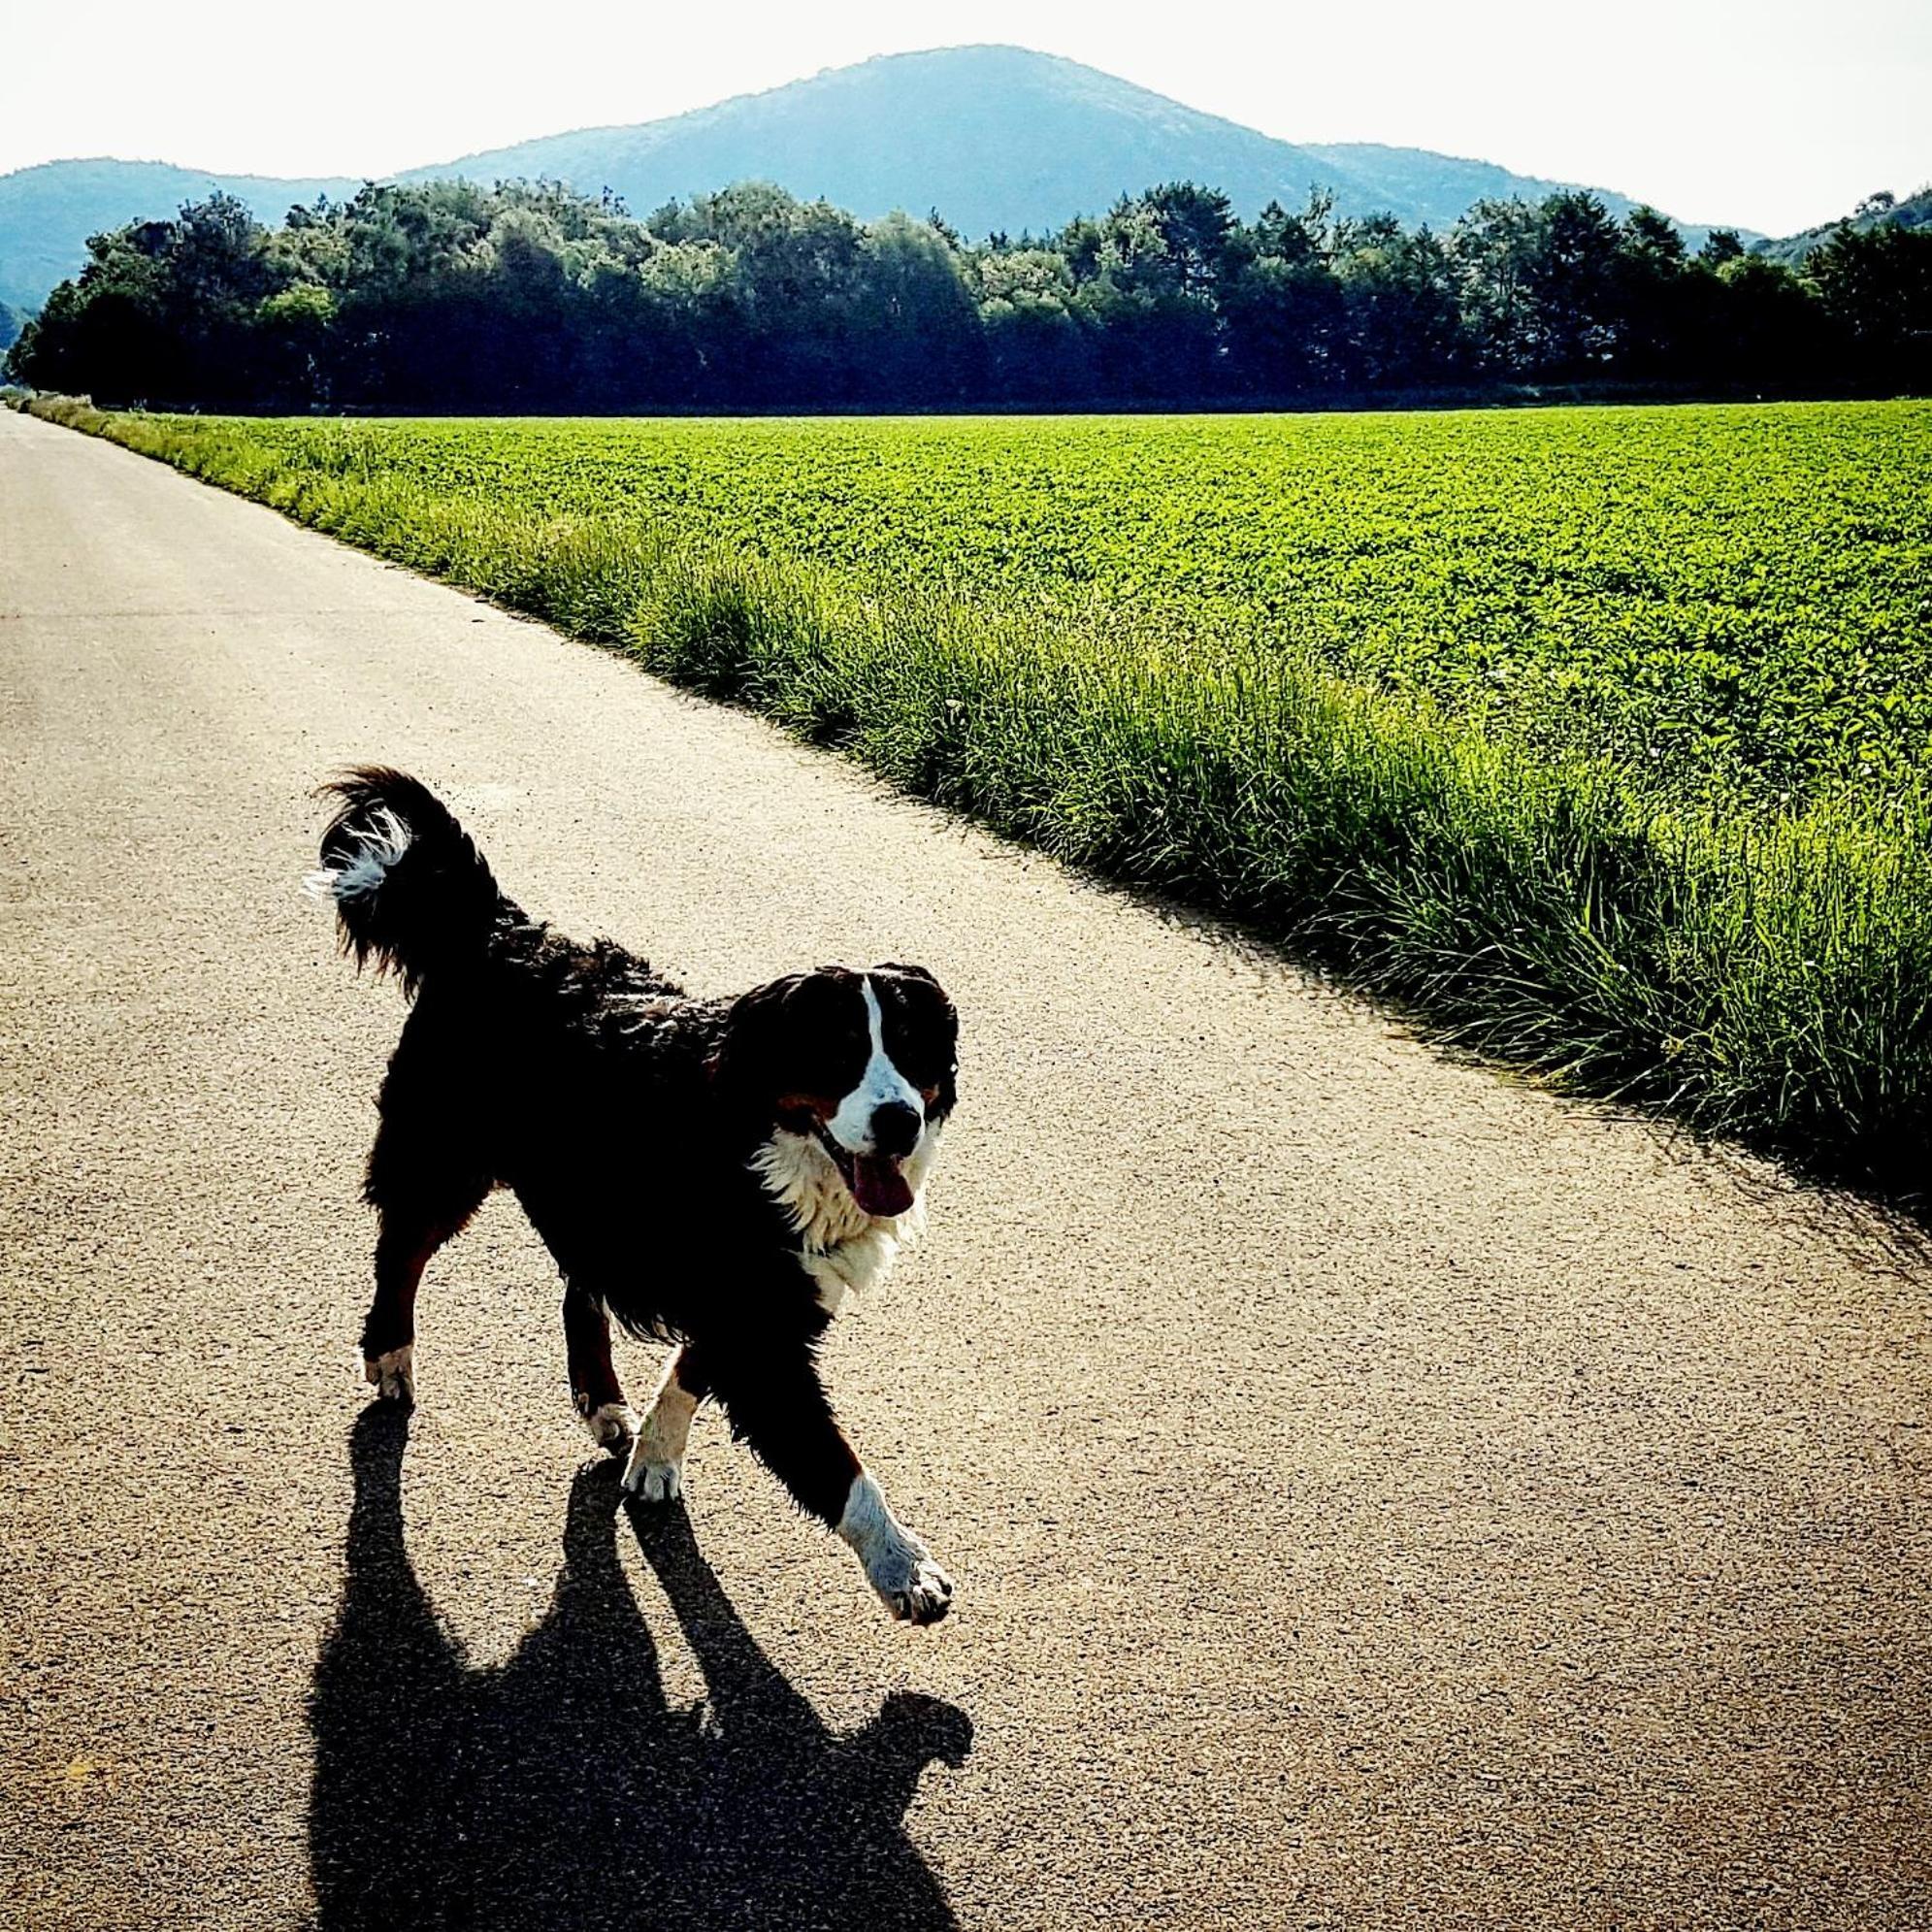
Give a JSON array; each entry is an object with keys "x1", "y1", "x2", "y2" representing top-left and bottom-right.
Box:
[
  {"x1": 838, "y1": 1474, "x2": 954, "y2": 1625},
  {"x1": 578, "y1": 1399, "x2": 639, "y2": 1456},
  {"x1": 861, "y1": 1524, "x2": 954, "y2": 1624},
  {"x1": 876, "y1": 1551, "x2": 955, "y2": 1626},
  {"x1": 621, "y1": 1438, "x2": 684, "y2": 1504},
  {"x1": 363, "y1": 1345, "x2": 414, "y2": 1406}
]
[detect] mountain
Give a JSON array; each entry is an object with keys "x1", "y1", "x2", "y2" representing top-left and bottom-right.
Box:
[
  {"x1": 1301, "y1": 142, "x2": 1681, "y2": 237},
  {"x1": 1754, "y1": 185, "x2": 1932, "y2": 264},
  {"x1": 0, "y1": 46, "x2": 1748, "y2": 316},
  {"x1": 0, "y1": 158, "x2": 355, "y2": 314},
  {"x1": 408, "y1": 48, "x2": 1733, "y2": 245}
]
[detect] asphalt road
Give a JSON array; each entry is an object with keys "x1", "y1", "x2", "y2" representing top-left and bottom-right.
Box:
[{"x1": 2, "y1": 405, "x2": 1928, "y2": 1930}]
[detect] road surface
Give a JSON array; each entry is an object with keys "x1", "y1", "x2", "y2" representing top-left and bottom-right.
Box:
[{"x1": 1, "y1": 405, "x2": 1927, "y2": 1929}]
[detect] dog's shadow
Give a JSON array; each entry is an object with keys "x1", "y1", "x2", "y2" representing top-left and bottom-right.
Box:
[{"x1": 310, "y1": 1406, "x2": 971, "y2": 1931}]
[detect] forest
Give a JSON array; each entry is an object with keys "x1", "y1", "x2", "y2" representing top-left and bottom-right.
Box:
[{"x1": 7, "y1": 176, "x2": 1928, "y2": 410}]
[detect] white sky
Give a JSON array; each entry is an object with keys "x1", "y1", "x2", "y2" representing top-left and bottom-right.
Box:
[{"x1": 3, "y1": 1, "x2": 1926, "y2": 235}]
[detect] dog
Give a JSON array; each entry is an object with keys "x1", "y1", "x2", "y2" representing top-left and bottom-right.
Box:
[{"x1": 305, "y1": 769, "x2": 959, "y2": 1623}]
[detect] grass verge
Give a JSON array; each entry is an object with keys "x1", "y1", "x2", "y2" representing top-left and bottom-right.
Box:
[{"x1": 25, "y1": 394, "x2": 1932, "y2": 1201}]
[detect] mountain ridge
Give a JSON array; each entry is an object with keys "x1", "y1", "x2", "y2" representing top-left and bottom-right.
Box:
[
  {"x1": 1753, "y1": 183, "x2": 1932, "y2": 263},
  {"x1": 0, "y1": 45, "x2": 1773, "y2": 314},
  {"x1": 398, "y1": 47, "x2": 1732, "y2": 242},
  {"x1": 0, "y1": 158, "x2": 357, "y2": 314}
]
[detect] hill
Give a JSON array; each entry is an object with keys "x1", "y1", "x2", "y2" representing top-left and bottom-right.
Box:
[
  {"x1": 0, "y1": 158, "x2": 355, "y2": 314},
  {"x1": 408, "y1": 48, "x2": 1730, "y2": 245},
  {"x1": 1, "y1": 46, "x2": 1747, "y2": 315},
  {"x1": 1756, "y1": 185, "x2": 1932, "y2": 264}
]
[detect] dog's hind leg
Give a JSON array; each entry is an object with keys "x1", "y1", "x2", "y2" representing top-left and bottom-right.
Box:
[
  {"x1": 563, "y1": 1282, "x2": 638, "y2": 1455},
  {"x1": 622, "y1": 1344, "x2": 709, "y2": 1502}
]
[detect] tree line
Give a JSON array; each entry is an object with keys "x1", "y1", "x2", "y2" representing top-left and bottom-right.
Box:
[{"x1": 7, "y1": 176, "x2": 1928, "y2": 411}]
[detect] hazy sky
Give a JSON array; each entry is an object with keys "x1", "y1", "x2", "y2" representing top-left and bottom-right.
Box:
[{"x1": 4, "y1": 1, "x2": 1926, "y2": 234}]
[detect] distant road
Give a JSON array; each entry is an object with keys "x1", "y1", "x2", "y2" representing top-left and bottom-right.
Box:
[{"x1": 1, "y1": 406, "x2": 1926, "y2": 1930}]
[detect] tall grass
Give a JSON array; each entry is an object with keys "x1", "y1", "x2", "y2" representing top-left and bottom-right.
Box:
[{"x1": 31, "y1": 395, "x2": 1932, "y2": 1197}]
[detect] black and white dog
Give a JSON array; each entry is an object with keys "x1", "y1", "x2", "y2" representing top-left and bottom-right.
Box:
[{"x1": 306, "y1": 770, "x2": 959, "y2": 1623}]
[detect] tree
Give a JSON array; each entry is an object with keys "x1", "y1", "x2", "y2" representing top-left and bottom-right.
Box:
[
  {"x1": 8, "y1": 173, "x2": 1922, "y2": 411},
  {"x1": 1141, "y1": 181, "x2": 1238, "y2": 299},
  {"x1": 1452, "y1": 198, "x2": 1544, "y2": 374},
  {"x1": 1715, "y1": 254, "x2": 1831, "y2": 386},
  {"x1": 1613, "y1": 206, "x2": 1691, "y2": 377},
  {"x1": 855, "y1": 213, "x2": 983, "y2": 404},
  {"x1": 256, "y1": 282, "x2": 336, "y2": 408},
  {"x1": 1214, "y1": 193, "x2": 1344, "y2": 396},
  {"x1": 975, "y1": 246, "x2": 1090, "y2": 403},
  {"x1": 1333, "y1": 217, "x2": 1462, "y2": 385},
  {"x1": 1807, "y1": 223, "x2": 1932, "y2": 384},
  {"x1": 1528, "y1": 192, "x2": 1623, "y2": 375}
]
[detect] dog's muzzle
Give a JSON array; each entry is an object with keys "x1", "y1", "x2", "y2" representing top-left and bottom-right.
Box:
[{"x1": 814, "y1": 1113, "x2": 919, "y2": 1217}]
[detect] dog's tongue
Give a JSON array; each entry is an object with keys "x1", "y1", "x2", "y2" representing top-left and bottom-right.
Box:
[{"x1": 851, "y1": 1154, "x2": 914, "y2": 1218}]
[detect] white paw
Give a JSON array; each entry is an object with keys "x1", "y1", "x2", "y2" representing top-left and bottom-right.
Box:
[
  {"x1": 578, "y1": 1399, "x2": 639, "y2": 1453},
  {"x1": 621, "y1": 1375, "x2": 697, "y2": 1500},
  {"x1": 867, "y1": 1537, "x2": 955, "y2": 1626},
  {"x1": 621, "y1": 1446, "x2": 684, "y2": 1504},
  {"x1": 836, "y1": 1474, "x2": 954, "y2": 1624},
  {"x1": 363, "y1": 1345, "x2": 414, "y2": 1405}
]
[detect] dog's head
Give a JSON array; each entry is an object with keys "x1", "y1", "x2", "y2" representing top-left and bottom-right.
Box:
[{"x1": 715, "y1": 964, "x2": 958, "y2": 1219}]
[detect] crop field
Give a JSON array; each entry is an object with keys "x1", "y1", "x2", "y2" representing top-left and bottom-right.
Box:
[{"x1": 26, "y1": 395, "x2": 1932, "y2": 1192}]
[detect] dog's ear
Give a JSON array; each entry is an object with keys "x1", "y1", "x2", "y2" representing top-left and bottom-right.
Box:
[
  {"x1": 710, "y1": 972, "x2": 807, "y2": 1101},
  {"x1": 873, "y1": 963, "x2": 957, "y2": 1038}
]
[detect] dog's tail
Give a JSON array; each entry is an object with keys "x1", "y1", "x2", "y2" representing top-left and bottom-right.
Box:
[{"x1": 304, "y1": 768, "x2": 508, "y2": 993}]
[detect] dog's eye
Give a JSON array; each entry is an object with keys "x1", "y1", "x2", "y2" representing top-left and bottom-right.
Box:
[{"x1": 893, "y1": 1044, "x2": 953, "y2": 1089}]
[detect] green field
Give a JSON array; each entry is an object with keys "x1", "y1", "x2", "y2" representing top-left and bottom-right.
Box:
[{"x1": 28, "y1": 396, "x2": 1932, "y2": 1193}]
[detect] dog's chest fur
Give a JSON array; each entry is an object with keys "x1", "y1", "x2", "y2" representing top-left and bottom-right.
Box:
[{"x1": 749, "y1": 1129, "x2": 936, "y2": 1314}]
